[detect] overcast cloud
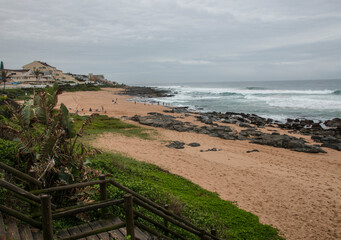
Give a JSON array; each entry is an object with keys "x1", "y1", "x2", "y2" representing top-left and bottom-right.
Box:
[{"x1": 1, "y1": 0, "x2": 341, "y2": 85}]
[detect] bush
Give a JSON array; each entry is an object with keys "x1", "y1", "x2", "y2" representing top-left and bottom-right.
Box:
[{"x1": 0, "y1": 138, "x2": 18, "y2": 167}]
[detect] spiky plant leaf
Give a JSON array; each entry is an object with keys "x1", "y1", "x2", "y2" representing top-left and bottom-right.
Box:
[
  {"x1": 59, "y1": 103, "x2": 76, "y2": 138},
  {"x1": 21, "y1": 100, "x2": 36, "y2": 125},
  {"x1": 39, "y1": 135, "x2": 59, "y2": 159}
]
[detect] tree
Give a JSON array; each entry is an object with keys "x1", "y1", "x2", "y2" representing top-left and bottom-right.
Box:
[
  {"x1": 0, "y1": 70, "x2": 10, "y2": 93},
  {"x1": 33, "y1": 69, "x2": 41, "y2": 83}
]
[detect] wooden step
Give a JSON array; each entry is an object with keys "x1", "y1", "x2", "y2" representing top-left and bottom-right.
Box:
[
  {"x1": 0, "y1": 213, "x2": 154, "y2": 240},
  {"x1": 57, "y1": 217, "x2": 154, "y2": 240}
]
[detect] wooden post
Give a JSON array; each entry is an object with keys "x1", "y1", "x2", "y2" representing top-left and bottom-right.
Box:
[
  {"x1": 29, "y1": 170, "x2": 39, "y2": 216},
  {"x1": 211, "y1": 228, "x2": 217, "y2": 236},
  {"x1": 200, "y1": 229, "x2": 207, "y2": 240},
  {"x1": 40, "y1": 195, "x2": 53, "y2": 240},
  {"x1": 163, "y1": 204, "x2": 169, "y2": 236},
  {"x1": 99, "y1": 175, "x2": 108, "y2": 218},
  {"x1": 124, "y1": 194, "x2": 135, "y2": 240}
]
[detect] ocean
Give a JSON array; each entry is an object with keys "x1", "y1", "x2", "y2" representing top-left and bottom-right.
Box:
[{"x1": 146, "y1": 79, "x2": 341, "y2": 122}]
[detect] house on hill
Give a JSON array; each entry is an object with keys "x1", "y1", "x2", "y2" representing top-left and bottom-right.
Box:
[
  {"x1": 3, "y1": 68, "x2": 54, "y2": 85},
  {"x1": 23, "y1": 61, "x2": 79, "y2": 83}
]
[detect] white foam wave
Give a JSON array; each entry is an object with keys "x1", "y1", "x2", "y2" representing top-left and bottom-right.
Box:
[
  {"x1": 160, "y1": 86, "x2": 334, "y2": 96},
  {"x1": 247, "y1": 95, "x2": 341, "y2": 110}
]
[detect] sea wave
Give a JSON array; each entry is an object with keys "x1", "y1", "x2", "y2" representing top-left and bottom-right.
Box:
[
  {"x1": 333, "y1": 90, "x2": 341, "y2": 95},
  {"x1": 245, "y1": 87, "x2": 267, "y2": 90},
  {"x1": 163, "y1": 86, "x2": 334, "y2": 96}
]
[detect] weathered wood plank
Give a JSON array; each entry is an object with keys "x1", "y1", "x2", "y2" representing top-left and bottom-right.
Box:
[
  {"x1": 98, "y1": 219, "x2": 125, "y2": 240},
  {"x1": 89, "y1": 221, "x2": 110, "y2": 240},
  {"x1": 19, "y1": 224, "x2": 34, "y2": 240},
  {"x1": 6, "y1": 219, "x2": 21, "y2": 240},
  {"x1": 67, "y1": 225, "x2": 86, "y2": 240},
  {"x1": 0, "y1": 212, "x2": 6, "y2": 238},
  {"x1": 57, "y1": 228, "x2": 71, "y2": 238},
  {"x1": 77, "y1": 223, "x2": 99, "y2": 240},
  {"x1": 134, "y1": 226, "x2": 152, "y2": 240}
]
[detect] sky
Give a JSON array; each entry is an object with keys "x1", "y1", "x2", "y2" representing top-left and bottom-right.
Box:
[{"x1": 1, "y1": 0, "x2": 341, "y2": 85}]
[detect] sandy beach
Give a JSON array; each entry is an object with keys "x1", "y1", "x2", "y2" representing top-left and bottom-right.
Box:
[{"x1": 58, "y1": 88, "x2": 341, "y2": 240}]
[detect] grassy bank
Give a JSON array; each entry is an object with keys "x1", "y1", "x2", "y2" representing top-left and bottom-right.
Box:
[{"x1": 91, "y1": 152, "x2": 282, "y2": 239}]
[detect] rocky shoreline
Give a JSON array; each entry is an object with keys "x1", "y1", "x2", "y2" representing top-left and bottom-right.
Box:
[
  {"x1": 122, "y1": 86, "x2": 174, "y2": 98},
  {"x1": 124, "y1": 86, "x2": 341, "y2": 153}
]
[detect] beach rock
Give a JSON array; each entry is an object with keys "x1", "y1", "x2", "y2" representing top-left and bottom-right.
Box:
[
  {"x1": 166, "y1": 141, "x2": 185, "y2": 149},
  {"x1": 197, "y1": 115, "x2": 214, "y2": 124},
  {"x1": 163, "y1": 107, "x2": 189, "y2": 113},
  {"x1": 200, "y1": 148, "x2": 220, "y2": 152},
  {"x1": 324, "y1": 118, "x2": 341, "y2": 128},
  {"x1": 124, "y1": 86, "x2": 173, "y2": 98},
  {"x1": 239, "y1": 129, "x2": 263, "y2": 137},
  {"x1": 246, "y1": 149, "x2": 259, "y2": 153},
  {"x1": 250, "y1": 133, "x2": 326, "y2": 153},
  {"x1": 188, "y1": 142, "x2": 201, "y2": 147},
  {"x1": 311, "y1": 135, "x2": 341, "y2": 151},
  {"x1": 239, "y1": 122, "x2": 253, "y2": 128}
]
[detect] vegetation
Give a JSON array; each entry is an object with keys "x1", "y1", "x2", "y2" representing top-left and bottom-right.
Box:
[
  {"x1": 58, "y1": 83, "x2": 102, "y2": 92},
  {"x1": 2, "y1": 84, "x2": 102, "y2": 101},
  {"x1": 73, "y1": 114, "x2": 156, "y2": 140},
  {"x1": 33, "y1": 69, "x2": 42, "y2": 83},
  {"x1": 0, "y1": 84, "x2": 99, "y2": 189}
]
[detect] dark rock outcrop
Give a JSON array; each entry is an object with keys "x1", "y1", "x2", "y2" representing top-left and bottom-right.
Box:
[
  {"x1": 250, "y1": 134, "x2": 326, "y2": 153},
  {"x1": 166, "y1": 141, "x2": 185, "y2": 149},
  {"x1": 324, "y1": 118, "x2": 341, "y2": 128},
  {"x1": 123, "y1": 86, "x2": 174, "y2": 98},
  {"x1": 188, "y1": 142, "x2": 201, "y2": 147}
]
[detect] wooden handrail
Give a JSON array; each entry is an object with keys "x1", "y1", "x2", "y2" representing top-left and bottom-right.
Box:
[
  {"x1": 135, "y1": 222, "x2": 173, "y2": 240},
  {"x1": 0, "y1": 162, "x2": 42, "y2": 186},
  {"x1": 30, "y1": 179, "x2": 111, "y2": 194},
  {"x1": 133, "y1": 197, "x2": 201, "y2": 236},
  {"x1": 0, "y1": 179, "x2": 57, "y2": 209},
  {"x1": 0, "y1": 161, "x2": 221, "y2": 239},
  {"x1": 0, "y1": 179, "x2": 41, "y2": 203},
  {"x1": 31, "y1": 178, "x2": 219, "y2": 239},
  {"x1": 134, "y1": 211, "x2": 187, "y2": 240},
  {"x1": 0, "y1": 204, "x2": 42, "y2": 229},
  {"x1": 107, "y1": 179, "x2": 220, "y2": 239},
  {"x1": 52, "y1": 199, "x2": 124, "y2": 219}
]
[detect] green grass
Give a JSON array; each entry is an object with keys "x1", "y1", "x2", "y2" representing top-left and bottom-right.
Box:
[
  {"x1": 58, "y1": 83, "x2": 101, "y2": 92},
  {"x1": 90, "y1": 152, "x2": 283, "y2": 240},
  {"x1": 72, "y1": 114, "x2": 156, "y2": 140}
]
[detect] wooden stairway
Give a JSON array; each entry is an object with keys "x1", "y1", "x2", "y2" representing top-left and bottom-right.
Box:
[{"x1": 0, "y1": 213, "x2": 154, "y2": 240}]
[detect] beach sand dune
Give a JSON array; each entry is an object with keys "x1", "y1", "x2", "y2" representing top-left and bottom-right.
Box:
[{"x1": 58, "y1": 88, "x2": 341, "y2": 240}]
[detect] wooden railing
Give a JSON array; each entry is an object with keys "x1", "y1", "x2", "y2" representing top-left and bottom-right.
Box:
[{"x1": 0, "y1": 162, "x2": 220, "y2": 240}]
